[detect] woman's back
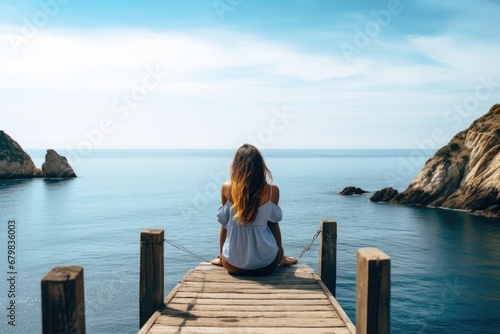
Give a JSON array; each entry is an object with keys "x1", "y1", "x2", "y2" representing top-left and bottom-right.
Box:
[{"x1": 217, "y1": 183, "x2": 282, "y2": 269}]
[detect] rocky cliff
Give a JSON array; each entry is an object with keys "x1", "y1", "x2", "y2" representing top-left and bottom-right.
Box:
[
  {"x1": 371, "y1": 104, "x2": 500, "y2": 218},
  {"x1": 42, "y1": 149, "x2": 77, "y2": 178},
  {"x1": 0, "y1": 131, "x2": 42, "y2": 178},
  {"x1": 0, "y1": 131, "x2": 76, "y2": 179}
]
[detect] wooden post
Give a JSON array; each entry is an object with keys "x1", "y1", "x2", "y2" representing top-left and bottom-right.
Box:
[
  {"x1": 318, "y1": 220, "x2": 337, "y2": 297},
  {"x1": 356, "y1": 248, "x2": 390, "y2": 334},
  {"x1": 140, "y1": 229, "x2": 164, "y2": 328},
  {"x1": 41, "y1": 266, "x2": 85, "y2": 334}
]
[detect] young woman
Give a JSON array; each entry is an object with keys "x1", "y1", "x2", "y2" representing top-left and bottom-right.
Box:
[{"x1": 211, "y1": 144, "x2": 297, "y2": 275}]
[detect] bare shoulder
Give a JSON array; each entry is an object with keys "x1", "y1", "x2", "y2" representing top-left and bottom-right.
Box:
[
  {"x1": 270, "y1": 184, "x2": 280, "y2": 204},
  {"x1": 221, "y1": 181, "x2": 231, "y2": 203}
]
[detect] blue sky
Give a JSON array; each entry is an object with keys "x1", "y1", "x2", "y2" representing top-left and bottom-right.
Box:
[{"x1": 1, "y1": 0, "x2": 499, "y2": 150}]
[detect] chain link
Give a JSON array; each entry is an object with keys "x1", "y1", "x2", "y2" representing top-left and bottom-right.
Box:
[
  {"x1": 142, "y1": 229, "x2": 334, "y2": 263},
  {"x1": 297, "y1": 229, "x2": 336, "y2": 259},
  {"x1": 298, "y1": 229, "x2": 321, "y2": 259},
  {"x1": 164, "y1": 238, "x2": 211, "y2": 262}
]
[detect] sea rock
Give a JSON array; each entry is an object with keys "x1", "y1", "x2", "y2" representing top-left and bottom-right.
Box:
[
  {"x1": 42, "y1": 149, "x2": 77, "y2": 178},
  {"x1": 369, "y1": 187, "x2": 399, "y2": 202},
  {"x1": 340, "y1": 186, "x2": 369, "y2": 195},
  {"x1": 0, "y1": 131, "x2": 41, "y2": 179},
  {"x1": 390, "y1": 104, "x2": 500, "y2": 218}
]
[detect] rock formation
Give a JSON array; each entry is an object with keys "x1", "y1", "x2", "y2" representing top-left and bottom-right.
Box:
[
  {"x1": 369, "y1": 187, "x2": 398, "y2": 202},
  {"x1": 42, "y1": 149, "x2": 77, "y2": 178},
  {"x1": 0, "y1": 131, "x2": 76, "y2": 179},
  {"x1": 372, "y1": 104, "x2": 500, "y2": 218},
  {"x1": 0, "y1": 131, "x2": 42, "y2": 178},
  {"x1": 340, "y1": 186, "x2": 369, "y2": 195}
]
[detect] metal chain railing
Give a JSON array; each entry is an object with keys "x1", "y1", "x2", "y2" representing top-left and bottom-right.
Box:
[
  {"x1": 297, "y1": 229, "x2": 336, "y2": 259},
  {"x1": 164, "y1": 238, "x2": 211, "y2": 262},
  {"x1": 144, "y1": 229, "x2": 334, "y2": 263}
]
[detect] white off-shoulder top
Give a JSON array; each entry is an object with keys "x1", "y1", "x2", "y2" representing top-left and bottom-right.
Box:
[{"x1": 216, "y1": 187, "x2": 282, "y2": 270}]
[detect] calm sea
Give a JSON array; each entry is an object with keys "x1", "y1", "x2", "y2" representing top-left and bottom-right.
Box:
[{"x1": 0, "y1": 149, "x2": 499, "y2": 334}]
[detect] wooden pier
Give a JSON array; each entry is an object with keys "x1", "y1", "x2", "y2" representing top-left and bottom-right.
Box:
[
  {"x1": 138, "y1": 263, "x2": 355, "y2": 334},
  {"x1": 40, "y1": 220, "x2": 390, "y2": 334}
]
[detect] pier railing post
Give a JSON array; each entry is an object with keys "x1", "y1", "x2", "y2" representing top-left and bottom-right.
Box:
[
  {"x1": 356, "y1": 248, "x2": 390, "y2": 334},
  {"x1": 318, "y1": 219, "x2": 337, "y2": 297},
  {"x1": 140, "y1": 229, "x2": 164, "y2": 328},
  {"x1": 41, "y1": 266, "x2": 86, "y2": 334}
]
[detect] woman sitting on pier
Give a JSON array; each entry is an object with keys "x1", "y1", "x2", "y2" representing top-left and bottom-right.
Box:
[{"x1": 211, "y1": 144, "x2": 297, "y2": 275}]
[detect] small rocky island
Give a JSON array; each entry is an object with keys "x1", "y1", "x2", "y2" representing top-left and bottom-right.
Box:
[
  {"x1": 0, "y1": 130, "x2": 76, "y2": 179},
  {"x1": 370, "y1": 104, "x2": 500, "y2": 218},
  {"x1": 340, "y1": 186, "x2": 369, "y2": 195}
]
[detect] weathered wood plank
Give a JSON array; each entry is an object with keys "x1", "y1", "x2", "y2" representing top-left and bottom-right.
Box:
[
  {"x1": 147, "y1": 326, "x2": 352, "y2": 334},
  {"x1": 177, "y1": 286, "x2": 325, "y2": 294},
  {"x1": 154, "y1": 316, "x2": 348, "y2": 328},
  {"x1": 180, "y1": 281, "x2": 320, "y2": 289},
  {"x1": 168, "y1": 297, "x2": 333, "y2": 306},
  {"x1": 164, "y1": 303, "x2": 335, "y2": 312},
  {"x1": 195, "y1": 262, "x2": 314, "y2": 273},
  {"x1": 161, "y1": 308, "x2": 339, "y2": 319},
  {"x1": 173, "y1": 292, "x2": 328, "y2": 299}
]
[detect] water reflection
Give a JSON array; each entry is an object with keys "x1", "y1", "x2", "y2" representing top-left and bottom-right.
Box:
[
  {"x1": 43, "y1": 178, "x2": 76, "y2": 189},
  {"x1": 0, "y1": 178, "x2": 36, "y2": 191}
]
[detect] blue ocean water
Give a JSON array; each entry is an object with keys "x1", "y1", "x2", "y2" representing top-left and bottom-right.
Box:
[{"x1": 0, "y1": 149, "x2": 499, "y2": 334}]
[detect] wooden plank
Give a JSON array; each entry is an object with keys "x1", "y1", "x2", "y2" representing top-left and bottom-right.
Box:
[
  {"x1": 154, "y1": 316, "x2": 347, "y2": 328},
  {"x1": 173, "y1": 292, "x2": 328, "y2": 299},
  {"x1": 168, "y1": 297, "x2": 333, "y2": 306},
  {"x1": 161, "y1": 309, "x2": 339, "y2": 319},
  {"x1": 163, "y1": 304, "x2": 335, "y2": 312},
  {"x1": 185, "y1": 270, "x2": 315, "y2": 278},
  {"x1": 195, "y1": 262, "x2": 314, "y2": 273},
  {"x1": 177, "y1": 286, "x2": 325, "y2": 294},
  {"x1": 180, "y1": 281, "x2": 320, "y2": 289},
  {"x1": 147, "y1": 326, "x2": 352, "y2": 334}
]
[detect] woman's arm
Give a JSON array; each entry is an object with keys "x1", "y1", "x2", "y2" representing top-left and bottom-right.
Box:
[
  {"x1": 219, "y1": 226, "x2": 227, "y2": 254},
  {"x1": 219, "y1": 182, "x2": 230, "y2": 254},
  {"x1": 267, "y1": 222, "x2": 282, "y2": 249},
  {"x1": 221, "y1": 181, "x2": 230, "y2": 205},
  {"x1": 268, "y1": 184, "x2": 282, "y2": 248}
]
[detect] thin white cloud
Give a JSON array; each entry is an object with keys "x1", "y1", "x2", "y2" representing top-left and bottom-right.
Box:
[
  {"x1": 1, "y1": 15, "x2": 499, "y2": 149},
  {"x1": 0, "y1": 26, "x2": 365, "y2": 92},
  {"x1": 410, "y1": 35, "x2": 500, "y2": 75}
]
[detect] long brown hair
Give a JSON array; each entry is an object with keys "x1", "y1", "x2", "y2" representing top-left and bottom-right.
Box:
[{"x1": 230, "y1": 144, "x2": 273, "y2": 225}]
